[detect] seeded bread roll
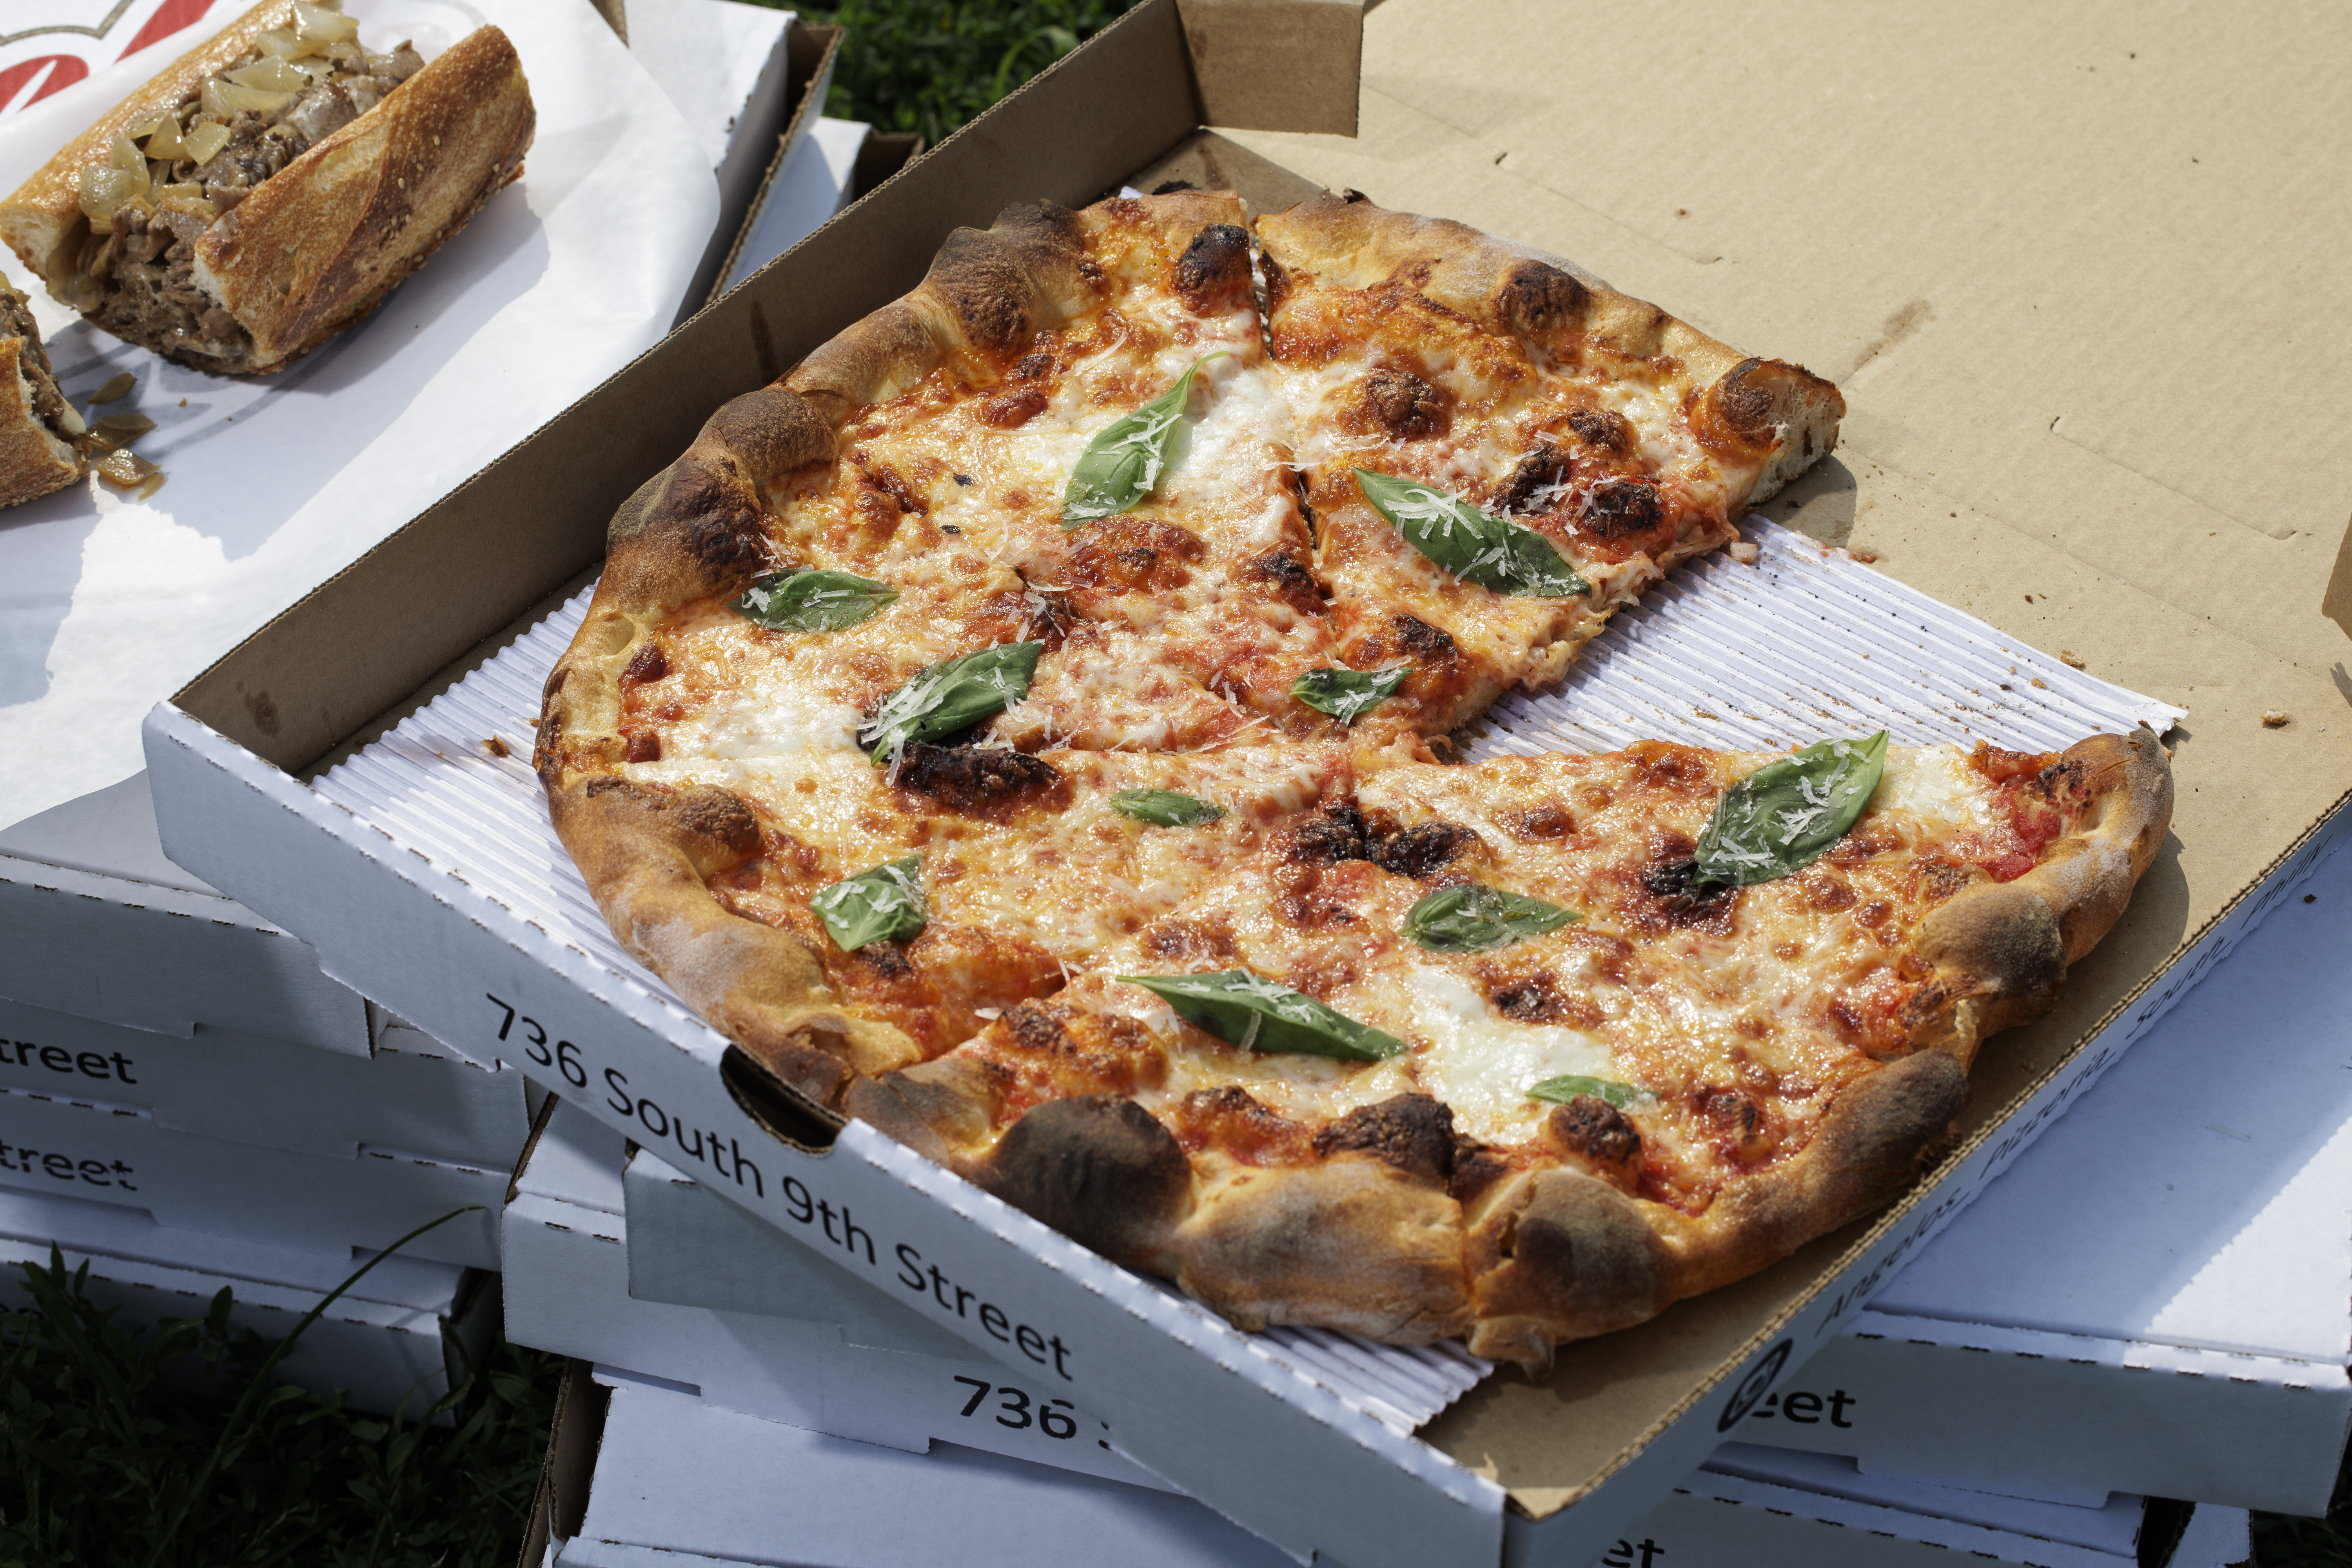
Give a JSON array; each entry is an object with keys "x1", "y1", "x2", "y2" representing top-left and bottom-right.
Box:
[{"x1": 0, "y1": 0, "x2": 533, "y2": 375}]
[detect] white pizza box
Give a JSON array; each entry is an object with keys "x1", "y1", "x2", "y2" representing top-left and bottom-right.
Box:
[
  {"x1": 525, "y1": 1371, "x2": 2251, "y2": 1568},
  {"x1": 617, "y1": 852, "x2": 2351, "y2": 1516},
  {"x1": 0, "y1": 1080, "x2": 502, "y2": 1267},
  {"x1": 0, "y1": 772, "x2": 372, "y2": 1052},
  {"x1": 0, "y1": 1185, "x2": 496, "y2": 1421},
  {"x1": 502, "y1": 1094, "x2": 1188, "y2": 1488},
  {"x1": 0, "y1": 991, "x2": 529, "y2": 1166},
  {"x1": 716, "y1": 116, "x2": 866, "y2": 299},
  {"x1": 0, "y1": 0, "x2": 716, "y2": 837},
  {"x1": 619, "y1": 2, "x2": 843, "y2": 319},
  {"x1": 1735, "y1": 841, "x2": 2352, "y2": 1516},
  {"x1": 126, "y1": 3, "x2": 2352, "y2": 1564}
]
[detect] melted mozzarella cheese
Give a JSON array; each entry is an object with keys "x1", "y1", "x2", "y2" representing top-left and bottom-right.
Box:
[
  {"x1": 1406, "y1": 967, "x2": 1616, "y2": 1145},
  {"x1": 1871, "y1": 746, "x2": 1997, "y2": 831},
  {"x1": 664, "y1": 670, "x2": 865, "y2": 761}
]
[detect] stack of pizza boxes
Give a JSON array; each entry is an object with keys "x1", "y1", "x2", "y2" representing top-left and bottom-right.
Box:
[
  {"x1": 0, "y1": 0, "x2": 855, "y2": 1420},
  {"x1": 501, "y1": 842, "x2": 2352, "y2": 1567},
  {"x1": 0, "y1": 773, "x2": 528, "y2": 1416}
]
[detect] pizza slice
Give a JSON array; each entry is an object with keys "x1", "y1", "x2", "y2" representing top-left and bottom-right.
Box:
[
  {"x1": 1255, "y1": 194, "x2": 1845, "y2": 736},
  {"x1": 840, "y1": 729, "x2": 2171, "y2": 1365}
]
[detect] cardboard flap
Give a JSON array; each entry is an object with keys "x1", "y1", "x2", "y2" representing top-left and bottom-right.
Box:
[
  {"x1": 2324, "y1": 515, "x2": 2352, "y2": 641},
  {"x1": 1176, "y1": 0, "x2": 1362, "y2": 136}
]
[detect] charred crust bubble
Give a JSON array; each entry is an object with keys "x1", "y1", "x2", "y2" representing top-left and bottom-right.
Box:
[
  {"x1": 1495, "y1": 260, "x2": 1589, "y2": 336},
  {"x1": 1361, "y1": 368, "x2": 1450, "y2": 439},
  {"x1": 1240, "y1": 547, "x2": 1325, "y2": 615},
  {"x1": 1549, "y1": 1095, "x2": 1642, "y2": 1169},
  {"x1": 1497, "y1": 445, "x2": 1573, "y2": 515},
  {"x1": 1707, "y1": 358, "x2": 1777, "y2": 445},
  {"x1": 1509, "y1": 1171, "x2": 1659, "y2": 1327},
  {"x1": 1490, "y1": 972, "x2": 1570, "y2": 1023},
  {"x1": 979, "y1": 1096, "x2": 1191, "y2": 1265},
  {"x1": 1368, "y1": 821, "x2": 1481, "y2": 880},
  {"x1": 924, "y1": 204, "x2": 1086, "y2": 356},
  {"x1": 1566, "y1": 407, "x2": 1630, "y2": 453},
  {"x1": 1389, "y1": 613, "x2": 1456, "y2": 662},
  {"x1": 1582, "y1": 478, "x2": 1663, "y2": 538},
  {"x1": 668, "y1": 464, "x2": 766, "y2": 580},
  {"x1": 1310, "y1": 1093, "x2": 1456, "y2": 1186},
  {"x1": 891, "y1": 742, "x2": 1063, "y2": 812},
  {"x1": 1642, "y1": 855, "x2": 1738, "y2": 933},
  {"x1": 1173, "y1": 223, "x2": 1252, "y2": 310},
  {"x1": 622, "y1": 643, "x2": 668, "y2": 685},
  {"x1": 1063, "y1": 517, "x2": 1205, "y2": 594},
  {"x1": 1286, "y1": 802, "x2": 1369, "y2": 864}
]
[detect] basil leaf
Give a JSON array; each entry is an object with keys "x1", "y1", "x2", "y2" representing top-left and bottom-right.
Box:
[
  {"x1": 1062, "y1": 354, "x2": 1228, "y2": 527},
  {"x1": 1693, "y1": 730, "x2": 1890, "y2": 888},
  {"x1": 1108, "y1": 788, "x2": 1225, "y2": 827},
  {"x1": 1291, "y1": 664, "x2": 1408, "y2": 724},
  {"x1": 860, "y1": 642, "x2": 1044, "y2": 762},
  {"x1": 1527, "y1": 1074, "x2": 1646, "y2": 1109},
  {"x1": 1353, "y1": 469, "x2": 1590, "y2": 598},
  {"x1": 1118, "y1": 971, "x2": 1405, "y2": 1062},
  {"x1": 812, "y1": 856, "x2": 926, "y2": 950},
  {"x1": 1403, "y1": 884, "x2": 1579, "y2": 953},
  {"x1": 734, "y1": 568, "x2": 899, "y2": 633}
]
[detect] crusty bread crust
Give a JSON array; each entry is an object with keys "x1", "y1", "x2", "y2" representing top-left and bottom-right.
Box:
[
  {"x1": 1256, "y1": 192, "x2": 1846, "y2": 507},
  {"x1": 0, "y1": 335, "x2": 82, "y2": 508},
  {"x1": 0, "y1": 7, "x2": 533, "y2": 374},
  {"x1": 538, "y1": 192, "x2": 2165, "y2": 1368}
]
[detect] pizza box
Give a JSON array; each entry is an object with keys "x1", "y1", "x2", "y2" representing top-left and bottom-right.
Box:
[
  {"x1": 0, "y1": 992, "x2": 529, "y2": 1166},
  {"x1": 129, "y1": 1, "x2": 2352, "y2": 1563},
  {"x1": 515, "y1": 1367, "x2": 2253, "y2": 1568},
  {"x1": 0, "y1": 1080, "x2": 503, "y2": 1267},
  {"x1": 1737, "y1": 842, "x2": 2352, "y2": 1516},
  {"x1": 0, "y1": 1184, "x2": 496, "y2": 1421},
  {"x1": 715, "y1": 118, "x2": 922, "y2": 302},
  {"x1": 612, "y1": 851, "x2": 2352, "y2": 1516},
  {"x1": 0, "y1": 772, "x2": 373, "y2": 1053},
  {"x1": 501, "y1": 1094, "x2": 1187, "y2": 1488}
]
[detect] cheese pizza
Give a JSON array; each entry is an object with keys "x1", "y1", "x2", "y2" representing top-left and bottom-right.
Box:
[{"x1": 535, "y1": 191, "x2": 2172, "y2": 1364}]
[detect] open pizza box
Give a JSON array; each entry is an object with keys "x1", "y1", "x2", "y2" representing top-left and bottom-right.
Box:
[{"x1": 134, "y1": 2, "x2": 2352, "y2": 1563}]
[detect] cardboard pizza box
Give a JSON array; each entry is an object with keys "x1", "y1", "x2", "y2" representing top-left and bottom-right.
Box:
[
  {"x1": 134, "y1": 2, "x2": 2352, "y2": 1564},
  {"x1": 615, "y1": 848, "x2": 2350, "y2": 1515},
  {"x1": 0, "y1": 773, "x2": 373, "y2": 1053},
  {"x1": 501, "y1": 1095, "x2": 1178, "y2": 1487},
  {"x1": 0, "y1": 993, "x2": 529, "y2": 1167},
  {"x1": 0, "y1": 1185, "x2": 496, "y2": 1422},
  {"x1": 518, "y1": 1367, "x2": 2252, "y2": 1568},
  {"x1": 717, "y1": 117, "x2": 876, "y2": 300},
  {"x1": 0, "y1": 1083, "x2": 503, "y2": 1268}
]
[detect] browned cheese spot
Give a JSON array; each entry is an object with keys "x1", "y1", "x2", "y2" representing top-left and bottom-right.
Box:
[{"x1": 1360, "y1": 368, "x2": 1451, "y2": 439}]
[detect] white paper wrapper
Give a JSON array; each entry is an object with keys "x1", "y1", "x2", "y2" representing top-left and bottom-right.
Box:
[
  {"x1": 0, "y1": 0, "x2": 719, "y2": 827},
  {"x1": 307, "y1": 515, "x2": 2182, "y2": 1434}
]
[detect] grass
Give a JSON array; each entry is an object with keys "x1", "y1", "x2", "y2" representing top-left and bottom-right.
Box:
[
  {"x1": 0, "y1": 1235, "x2": 554, "y2": 1566},
  {"x1": 783, "y1": 0, "x2": 1145, "y2": 147}
]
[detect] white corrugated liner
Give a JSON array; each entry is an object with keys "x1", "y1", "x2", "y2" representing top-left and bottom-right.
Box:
[{"x1": 309, "y1": 515, "x2": 2181, "y2": 1433}]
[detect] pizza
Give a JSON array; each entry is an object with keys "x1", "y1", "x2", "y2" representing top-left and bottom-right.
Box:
[{"x1": 534, "y1": 191, "x2": 2173, "y2": 1365}]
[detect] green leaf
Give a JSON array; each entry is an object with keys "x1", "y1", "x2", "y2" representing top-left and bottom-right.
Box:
[
  {"x1": 1527, "y1": 1074, "x2": 1647, "y2": 1109},
  {"x1": 1693, "y1": 731, "x2": 1891, "y2": 888},
  {"x1": 861, "y1": 642, "x2": 1044, "y2": 761},
  {"x1": 1108, "y1": 788, "x2": 1225, "y2": 827},
  {"x1": 1403, "y1": 884, "x2": 1580, "y2": 953},
  {"x1": 1118, "y1": 971, "x2": 1405, "y2": 1062},
  {"x1": 1291, "y1": 664, "x2": 1408, "y2": 723},
  {"x1": 1352, "y1": 469, "x2": 1591, "y2": 597},
  {"x1": 734, "y1": 568, "x2": 898, "y2": 633},
  {"x1": 812, "y1": 856, "x2": 927, "y2": 950},
  {"x1": 1062, "y1": 354, "x2": 1227, "y2": 526}
]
